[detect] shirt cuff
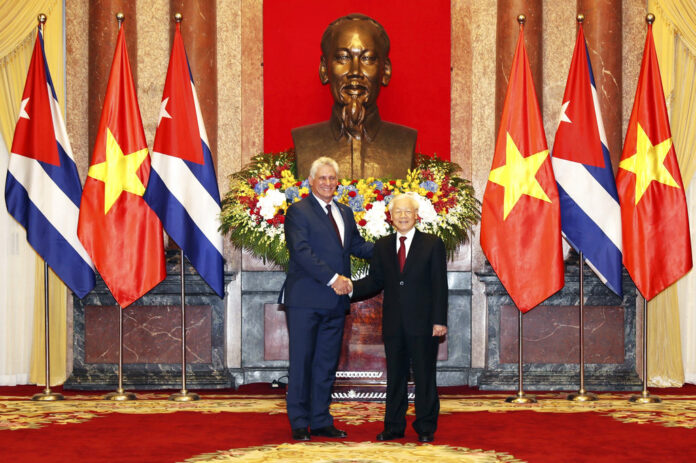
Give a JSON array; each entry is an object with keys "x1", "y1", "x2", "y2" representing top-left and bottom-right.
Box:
[{"x1": 327, "y1": 274, "x2": 339, "y2": 286}]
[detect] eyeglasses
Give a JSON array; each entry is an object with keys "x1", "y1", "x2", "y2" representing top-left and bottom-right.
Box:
[{"x1": 392, "y1": 209, "x2": 415, "y2": 216}]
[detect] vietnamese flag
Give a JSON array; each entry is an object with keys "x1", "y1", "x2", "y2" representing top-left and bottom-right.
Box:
[
  {"x1": 616, "y1": 20, "x2": 692, "y2": 301},
  {"x1": 77, "y1": 25, "x2": 165, "y2": 308},
  {"x1": 480, "y1": 24, "x2": 564, "y2": 312}
]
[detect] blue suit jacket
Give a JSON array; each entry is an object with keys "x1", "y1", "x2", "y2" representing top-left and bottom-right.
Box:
[{"x1": 283, "y1": 194, "x2": 373, "y2": 310}]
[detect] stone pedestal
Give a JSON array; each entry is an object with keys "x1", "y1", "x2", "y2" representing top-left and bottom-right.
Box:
[
  {"x1": 236, "y1": 269, "x2": 473, "y2": 399},
  {"x1": 477, "y1": 260, "x2": 641, "y2": 391},
  {"x1": 65, "y1": 251, "x2": 235, "y2": 390}
]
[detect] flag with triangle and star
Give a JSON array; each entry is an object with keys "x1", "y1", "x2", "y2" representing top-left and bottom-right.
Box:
[
  {"x1": 480, "y1": 24, "x2": 564, "y2": 313},
  {"x1": 77, "y1": 24, "x2": 165, "y2": 308},
  {"x1": 5, "y1": 25, "x2": 95, "y2": 298},
  {"x1": 616, "y1": 20, "x2": 692, "y2": 301},
  {"x1": 551, "y1": 22, "x2": 623, "y2": 297},
  {"x1": 143, "y1": 22, "x2": 224, "y2": 297}
]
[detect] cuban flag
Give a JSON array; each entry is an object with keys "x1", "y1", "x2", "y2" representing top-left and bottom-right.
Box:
[
  {"x1": 551, "y1": 23, "x2": 623, "y2": 296},
  {"x1": 144, "y1": 22, "x2": 224, "y2": 297},
  {"x1": 5, "y1": 27, "x2": 95, "y2": 298}
]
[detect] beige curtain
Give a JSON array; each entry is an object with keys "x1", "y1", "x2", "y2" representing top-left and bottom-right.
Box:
[
  {"x1": 646, "y1": 0, "x2": 696, "y2": 386},
  {"x1": 0, "y1": 0, "x2": 67, "y2": 386}
]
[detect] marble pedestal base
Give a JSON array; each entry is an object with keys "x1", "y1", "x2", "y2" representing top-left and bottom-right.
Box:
[
  {"x1": 65, "y1": 252, "x2": 235, "y2": 390},
  {"x1": 477, "y1": 260, "x2": 641, "y2": 391}
]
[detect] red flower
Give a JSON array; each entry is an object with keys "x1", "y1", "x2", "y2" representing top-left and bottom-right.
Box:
[
  {"x1": 248, "y1": 178, "x2": 258, "y2": 187},
  {"x1": 301, "y1": 193, "x2": 308, "y2": 198},
  {"x1": 426, "y1": 191, "x2": 434, "y2": 199},
  {"x1": 348, "y1": 191, "x2": 357, "y2": 197},
  {"x1": 365, "y1": 204, "x2": 373, "y2": 210},
  {"x1": 266, "y1": 219, "x2": 274, "y2": 225},
  {"x1": 376, "y1": 194, "x2": 384, "y2": 201},
  {"x1": 389, "y1": 180, "x2": 396, "y2": 186},
  {"x1": 373, "y1": 189, "x2": 381, "y2": 195},
  {"x1": 295, "y1": 181, "x2": 302, "y2": 186},
  {"x1": 278, "y1": 215, "x2": 286, "y2": 224},
  {"x1": 275, "y1": 182, "x2": 282, "y2": 189},
  {"x1": 351, "y1": 180, "x2": 358, "y2": 185},
  {"x1": 358, "y1": 219, "x2": 367, "y2": 226}
]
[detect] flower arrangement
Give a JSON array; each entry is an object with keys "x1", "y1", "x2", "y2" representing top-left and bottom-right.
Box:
[{"x1": 220, "y1": 150, "x2": 480, "y2": 277}]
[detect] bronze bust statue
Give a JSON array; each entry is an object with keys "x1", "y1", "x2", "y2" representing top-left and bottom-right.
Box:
[{"x1": 293, "y1": 13, "x2": 416, "y2": 179}]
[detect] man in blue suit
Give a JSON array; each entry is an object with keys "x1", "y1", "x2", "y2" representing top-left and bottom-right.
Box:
[{"x1": 282, "y1": 156, "x2": 373, "y2": 441}]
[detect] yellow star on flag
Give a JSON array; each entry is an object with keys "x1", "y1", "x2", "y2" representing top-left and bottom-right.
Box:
[
  {"x1": 88, "y1": 128, "x2": 149, "y2": 214},
  {"x1": 619, "y1": 123, "x2": 679, "y2": 205},
  {"x1": 489, "y1": 132, "x2": 551, "y2": 219}
]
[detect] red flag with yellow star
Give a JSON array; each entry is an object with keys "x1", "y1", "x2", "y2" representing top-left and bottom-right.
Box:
[
  {"x1": 616, "y1": 22, "x2": 692, "y2": 301},
  {"x1": 480, "y1": 25, "x2": 564, "y2": 312},
  {"x1": 77, "y1": 25, "x2": 165, "y2": 307}
]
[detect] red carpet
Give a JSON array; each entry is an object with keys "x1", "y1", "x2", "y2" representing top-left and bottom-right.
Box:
[{"x1": 2, "y1": 385, "x2": 696, "y2": 462}]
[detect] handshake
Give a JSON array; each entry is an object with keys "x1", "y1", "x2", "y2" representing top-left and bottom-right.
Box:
[{"x1": 331, "y1": 275, "x2": 353, "y2": 295}]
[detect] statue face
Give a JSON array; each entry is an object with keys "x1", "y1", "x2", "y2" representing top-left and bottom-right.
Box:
[{"x1": 320, "y1": 20, "x2": 391, "y2": 110}]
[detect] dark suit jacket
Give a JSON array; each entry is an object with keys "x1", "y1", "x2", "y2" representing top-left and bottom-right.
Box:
[
  {"x1": 283, "y1": 194, "x2": 373, "y2": 310},
  {"x1": 352, "y1": 230, "x2": 448, "y2": 336}
]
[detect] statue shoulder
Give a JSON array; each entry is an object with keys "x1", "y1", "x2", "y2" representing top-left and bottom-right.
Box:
[{"x1": 291, "y1": 121, "x2": 333, "y2": 144}]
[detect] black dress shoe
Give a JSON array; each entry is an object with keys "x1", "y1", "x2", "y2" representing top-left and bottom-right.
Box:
[
  {"x1": 291, "y1": 427, "x2": 310, "y2": 441},
  {"x1": 310, "y1": 425, "x2": 347, "y2": 438},
  {"x1": 418, "y1": 432, "x2": 434, "y2": 443},
  {"x1": 376, "y1": 430, "x2": 404, "y2": 441}
]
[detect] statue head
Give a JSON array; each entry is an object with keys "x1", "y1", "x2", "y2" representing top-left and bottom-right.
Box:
[{"x1": 319, "y1": 14, "x2": 392, "y2": 137}]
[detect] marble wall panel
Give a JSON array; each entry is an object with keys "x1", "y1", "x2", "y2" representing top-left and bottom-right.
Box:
[{"x1": 84, "y1": 305, "x2": 212, "y2": 364}]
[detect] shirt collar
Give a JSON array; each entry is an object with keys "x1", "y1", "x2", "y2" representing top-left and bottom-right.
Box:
[
  {"x1": 397, "y1": 227, "x2": 416, "y2": 242},
  {"x1": 329, "y1": 104, "x2": 382, "y2": 142},
  {"x1": 312, "y1": 193, "x2": 336, "y2": 210}
]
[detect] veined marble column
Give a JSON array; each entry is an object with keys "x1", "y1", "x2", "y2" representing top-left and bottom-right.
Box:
[
  {"x1": 578, "y1": 0, "x2": 623, "y2": 171},
  {"x1": 88, "y1": 1, "x2": 137, "y2": 155},
  {"x1": 170, "y1": 0, "x2": 218, "y2": 164},
  {"x1": 496, "y1": 0, "x2": 543, "y2": 136}
]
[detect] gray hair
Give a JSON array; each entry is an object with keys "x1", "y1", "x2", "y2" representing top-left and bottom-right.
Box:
[
  {"x1": 308, "y1": 156, "x2": 339, "y2": 179},
  {"x1": 388, "y1": 192, "x2": 420, "y2": 213}
]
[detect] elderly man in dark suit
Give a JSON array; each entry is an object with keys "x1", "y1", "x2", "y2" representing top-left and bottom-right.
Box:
[
  {"x1": 352, "y1": 192, "x2": 448, "y2": 443},
  {"x1": 282, "y1": 156, "x2": 373, "y2": 441}
]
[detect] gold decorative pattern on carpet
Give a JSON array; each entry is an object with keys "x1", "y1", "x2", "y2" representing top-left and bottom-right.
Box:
[
  {"x1": 2, "y1": 393, "x2": 696, "y2": 431},
  {"x1": 182, "y1": 442, "x2": 524, "y2": 463}
]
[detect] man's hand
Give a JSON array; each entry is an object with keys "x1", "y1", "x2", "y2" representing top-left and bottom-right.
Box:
[
  {"x1": 331, "y1": 275, "x2": 353, "y2": 295},
  {"x1": 432, "y1": 324, "x2": 447, "y2": 337}
]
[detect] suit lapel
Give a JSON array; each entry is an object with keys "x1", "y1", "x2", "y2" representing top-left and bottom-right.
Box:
[
  {"x1": 401, "y1": 230, "x2": 422, "y2": 275},
  {"x1": 309, "y1": 195, "x2": 343, "y2": 248}
]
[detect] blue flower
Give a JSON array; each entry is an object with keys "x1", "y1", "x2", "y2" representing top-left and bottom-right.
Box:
[
  {"x1": 420, "y1": 180, "x2": 439, "y2": 193},
  {"x1": 285, "y1": 186, "x2": 300, "y2": 202},
  {"x1": 371, "y1": 180, "x2": 384, "y2": 190},
  {"x1": 253, "y1": 181, "x2": 268, "y2": 195},
  {"x1": 348, "y1": 194, "x2": 365, "y2": 212}
]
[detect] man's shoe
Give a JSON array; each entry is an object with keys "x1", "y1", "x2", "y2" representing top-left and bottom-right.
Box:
[
  {"x1": 418, "y1": 432, "x2": 434, "y2": 443},
  {"x1": 376, "y1": 430, "x2": 404, "y2": 441},
  {"x1": 310, "y1": 425, "x2": 347, "y2": 438},
  {"x1": 291, "y1": 427, "x2": 311, "y2": 441}
]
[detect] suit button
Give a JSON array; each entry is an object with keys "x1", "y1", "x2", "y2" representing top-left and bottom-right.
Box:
[{"x1": 399, "y1": 281, "x2": 404, "y2": 286}]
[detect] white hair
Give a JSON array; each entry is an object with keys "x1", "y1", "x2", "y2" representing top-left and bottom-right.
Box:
[
  {"x1": 308, "y1": 156, "x2": 339, "y2": 179},
  {"x1": 388, "y1": 192, "x2": 420, "y2": 213}
]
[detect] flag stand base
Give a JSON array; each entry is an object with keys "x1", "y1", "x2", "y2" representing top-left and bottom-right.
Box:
[
  {"x1": 32, "y1": 390, "x2": 64, "y2": 401},
  {"x1": 169, "y1": 390, "x2": 200, "y2": 402},
  {"x1": 505, "y1": 391, "x2": 537, "y2": 404},
  {"x1": 629, "y1": 391, "x2": 661, "y2": 404},
  {"x1": 104, "y1": 389, "x2": 137, "y2": 401},
  {"x1": 567, "y1": 390, "x2": 598, "y2": 402}
]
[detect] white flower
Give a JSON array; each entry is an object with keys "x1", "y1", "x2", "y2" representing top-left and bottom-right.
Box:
[
  {"x1": 412, "y1": 194, "x2": 439, "y2": 225},
  {"x1": 363, "y1": 201, "x2": 390, "y2": 238},
  {"x1": 258, "y1": 188, "x2": 287, "y2": 220}
]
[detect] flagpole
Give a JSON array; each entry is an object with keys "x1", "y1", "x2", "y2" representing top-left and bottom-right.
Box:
[
  {"x1": 568, "y1": 251, "x2": 597, "y2": 401},
  {"x1": 104, "y1": 306, "x2": 137, "y2": 400},
  {"x1": 630, "y1": 296, "x2": 661, "y2": 403},
  {"x1": 30, "y1": 14, "x2": 64, "y2": 402},
  {"x1": 32, "y1": 261, "x2": 64, "y2": 401},
  {"x1": 170, "y1": 247, "x2": 200, "y2": 401},
  {"x1": 506, "y1": 309, "x2": 536, "y2": 404}
]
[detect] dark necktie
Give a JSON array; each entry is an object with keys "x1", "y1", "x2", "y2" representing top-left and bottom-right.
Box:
[
  {"x1": 326, "y1": 204, "x2": 342, "y2": 244},
  {"x1": 398, "y1": 236, "x2": 407, "y2": 272}
]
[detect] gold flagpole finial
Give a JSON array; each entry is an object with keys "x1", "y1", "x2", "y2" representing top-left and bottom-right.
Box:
[
  {"x1": 38, "y1": 13, "x2": 47, "y2": 24},
  {"x1": 517, "y1": 14, "x2": 526, "y2": 26},
  {"x1": 577, "y1": 14, "x2": 585, "y2": 24},
  {"x1": 646, "y1": 13, "x2": 655, "y2": 25},
  {"x1": 175, "y1": 13, "x2": 183, "y2": 23},
  {"x1": 116, "y1": 12, "x2": 125, "y2": 28}
]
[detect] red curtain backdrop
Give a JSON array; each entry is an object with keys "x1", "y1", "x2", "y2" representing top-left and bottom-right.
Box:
[{"x1": 263, "y1": 0, "x2": 451, "y2": 162}]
